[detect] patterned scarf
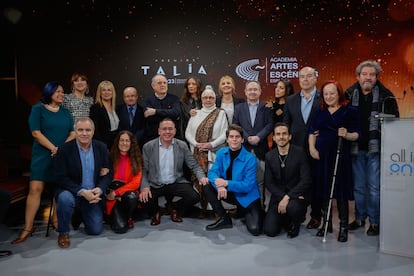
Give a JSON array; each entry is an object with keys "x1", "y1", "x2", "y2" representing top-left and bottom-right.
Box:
[
  {"x1": 193, "y1": 108, "x2": 221, "y2": 172},
  {"x1": 350, "y1": 85, "x2": 380, "y2": 153}
]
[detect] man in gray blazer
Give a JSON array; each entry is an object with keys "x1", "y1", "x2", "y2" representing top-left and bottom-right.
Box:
[{"x1": 139, "y1": 118, "x2": 209, "y2": 225}]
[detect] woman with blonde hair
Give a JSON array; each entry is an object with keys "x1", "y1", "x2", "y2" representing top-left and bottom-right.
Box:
[
  {"x1": 90, "y1": 80, "x2": 120, "y2": 149},
  {"x1": 215, "y1": 75, "x2": 245, "y2": 124}
]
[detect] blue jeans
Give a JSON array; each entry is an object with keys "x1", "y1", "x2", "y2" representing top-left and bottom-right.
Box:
[
  {"x1": 56, "y1": 189, "x2": 104, "y2": 235},
  {"x1": 352, "y1": 151, "x2": 380, "y2": 225}
]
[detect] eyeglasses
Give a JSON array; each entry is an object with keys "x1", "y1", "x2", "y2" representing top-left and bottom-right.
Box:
[{"x1": 202, "y1": 96, "x2": 215, "y2": 99}]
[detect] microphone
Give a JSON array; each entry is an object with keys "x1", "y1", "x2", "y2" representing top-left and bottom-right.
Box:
[{"x1": 378, "y1": 91, "x2": 405, "y2": 118}]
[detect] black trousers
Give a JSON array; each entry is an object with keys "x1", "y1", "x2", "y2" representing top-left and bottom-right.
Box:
[
  {"x1": 142, "y1": 183, "x2": 199, "y2": 216},
  {"x1": 203, "y1": 183, "x2": 263, "y2": 236},
  {"x1": 263, "y1": 197, "x2": 307, "y2": 237}
]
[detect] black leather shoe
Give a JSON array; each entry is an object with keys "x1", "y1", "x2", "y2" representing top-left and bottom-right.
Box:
[
  {"x1": 366, "y1": 224, "x2": 379, "y2": 236},
  {"x1": 338, "y1": 227, "x2": 348, "y2": 242},
  {"x1": 348, "y1": 220, "x2": 365, "y2": 230},
  {"x1": 316, "y1": 222, "x2": 333, "y2": 237},
  {"x1": 0, "y1": 250, "x2": 12, "y2": 258},
  {"x1": 287, "y1": 224, "x2": 300, "y2": 238},
  {"x1": 306, "y1": 218, "x2": 321, "y2": 229},
  {"x1": 206, "y1": 216, "x2": 232, "y2": 231}
]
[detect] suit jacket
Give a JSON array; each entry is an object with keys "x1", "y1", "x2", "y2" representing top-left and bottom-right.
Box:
[
  {"x1": 283, "y1": 90, "x2": 321, "y2": 149},
  {"x1": 53, "y1": 139, "x2": 113, "y2": 196},
  {"x1": 116, "y1": 103, "x2": 145, "y2": 147},
  {"x1": 264, "y1": 145, "x2": 311, "y2": 204},
  {"x1": 233, "y1": 101, "x2": 274, "y2": 160},
  {"x1": 89, "y1": 104, "x2": 118, "y2": 149},
  {"x1": 140, "y1": 137, "x2": 205, "y2": 190}
]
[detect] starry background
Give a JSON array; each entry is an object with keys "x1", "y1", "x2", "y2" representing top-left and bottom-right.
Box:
[{"x1": 2, "y1": 0, "x2": 414, "y2": 118}]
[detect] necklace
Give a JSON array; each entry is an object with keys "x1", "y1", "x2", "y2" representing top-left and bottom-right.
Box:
[{"x1": 278, "y1": 154, "x2": 287, "y2": 168}]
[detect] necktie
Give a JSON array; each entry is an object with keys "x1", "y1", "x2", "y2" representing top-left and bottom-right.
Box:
[{"x1": 128, "y1": 106, "x2": 134, "y2": 126}]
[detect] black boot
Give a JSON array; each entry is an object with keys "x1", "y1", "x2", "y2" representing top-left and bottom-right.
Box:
[
  {"x1": 316, "y1": 200, "x2": 333, "y2": 237},
  {"x1": 337, "y1": 200, "x2": 349, "y2": 242}
]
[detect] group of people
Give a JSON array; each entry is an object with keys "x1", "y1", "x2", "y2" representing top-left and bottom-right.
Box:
[{"x1": 8, "y1": 59, "x2": 399, "y2": 250}]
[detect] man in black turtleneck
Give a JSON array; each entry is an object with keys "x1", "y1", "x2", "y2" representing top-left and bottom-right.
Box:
[{"x1": 203, "y1": 124, "x2": 262, "y2": 236}]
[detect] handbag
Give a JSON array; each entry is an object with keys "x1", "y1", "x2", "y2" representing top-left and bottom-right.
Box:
[{"x1": 106, "y1": 179, "x2": 126, "y2": 196}]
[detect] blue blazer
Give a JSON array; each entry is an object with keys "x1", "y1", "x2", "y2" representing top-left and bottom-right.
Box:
[
  {"x1": 116, "y1": 103, "x2": 145, "y2": 148},
  {"x1": 233, "y1": 101, "x2": 274, "y2": 160},
  {"x1": 208, "y1": 146, "x2": 260, "y2": 208},
  {"x1": 53, "y1": 139, "x2": 113, "y2": 196}
]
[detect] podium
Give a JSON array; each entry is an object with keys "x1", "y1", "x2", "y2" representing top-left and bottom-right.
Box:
[{"x1": 380, "y1": 118, "x2": 414, "y2": 258}]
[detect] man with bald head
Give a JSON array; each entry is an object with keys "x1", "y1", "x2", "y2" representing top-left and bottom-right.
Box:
[
  {"x1": 143, "y1": 74, "x2": 181, "y2": 143},
  {"x1": 283, "y1": 66, "x2": 322, "y2": 229},
  {"x1": 116, "y1": 86, "x2": 145, "y2": 148}
]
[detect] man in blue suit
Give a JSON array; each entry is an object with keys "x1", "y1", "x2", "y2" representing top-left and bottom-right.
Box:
[
  {"x1": 54, "y1": 117, "x2": 113, "y2": 248},
  {"x1": 233, "y1": 80, "x2": 274, "y2": 208},
  {"x1": 116, "y1": 86, "x2": 145, "y2": 148}
]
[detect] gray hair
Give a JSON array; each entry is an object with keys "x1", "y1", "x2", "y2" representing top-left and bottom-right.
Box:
[
  {"x1": 355, "y1": 60, "x2": 382, "y2": 77},
  {"x1": 201, "y1": 85, "x2": 216, "y2": 98},
  {"x1": 151, "y1": 74, "x2": 167, "y2": 84},
  {"x1": 74, "y1": 117, "x2": 95, "y2": 131}
]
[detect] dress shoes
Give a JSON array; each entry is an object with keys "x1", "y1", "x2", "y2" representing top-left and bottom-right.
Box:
[
  {"x1": 127, "y1": 218, "x2": 134, "y2": 229},
  {"x1": 11, "y1": 226, "x2": 36, "y2": 244},
  {"x1": 0, "y1": 250, "x2": 12, "y2": 258},
  {"x1": 366, "y1": 224, "x2": 379, "y2": 236},
  {"x1": 206, "y1": 216, "x2": 233, "y2": 231},
  {"x1": 306, "y1": 218, "x2": 321, "y2": 229},
  {"x1": 170, "y1": 209, "x2": 183, "y2": 223},
  {"x1": 348, "y1": 220, "x2": 365, "y2": 231},
  {"x1": 287, "y1": 224, "x2": 300, "y2": 238},
  {"x1": 151, "y1": 211, "x2": 161, "y2": 226},
  {"x1": 57, "y1": 234, "x2": 71, "y2": 248}
]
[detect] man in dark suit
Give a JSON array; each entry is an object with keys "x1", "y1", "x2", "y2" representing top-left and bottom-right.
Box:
[
  {"x1": 263, "y1": 123, "x2": 311, "y2": 238},
  {"x1": 54, "y1": 117, "x2": 113, "y2": 248},
  {"x1": 233, "y1": 80, "x2": 274, "y2": 208},
  {"x1": 116, "y1": 86, "x2": 145, "y2": 148},
  {"x1": 283, "y1": 66, "x2": 322, "y2": 229},
  {"x1": 139, "y1": 118, "x2": 208, "y2": 225}
]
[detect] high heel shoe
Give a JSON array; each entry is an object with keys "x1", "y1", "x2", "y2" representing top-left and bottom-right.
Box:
[{"x1": 11, "y1": 227, "x2": 36, "y2": 244}]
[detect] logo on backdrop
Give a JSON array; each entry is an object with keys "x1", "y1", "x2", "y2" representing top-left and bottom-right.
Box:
[
  {"x1": 139, "y1": 59, "x2": 207, "y2": 85},
  {"x1": 235, "y1": 57, "x2": 299, "y2": 83},
  {"x1": 388, "y1": 149, "x2": 414, "y2": 176}
]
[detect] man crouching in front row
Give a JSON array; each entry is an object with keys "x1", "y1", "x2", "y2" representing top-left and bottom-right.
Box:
[{"x1": 203, "y1": 124, "x2": 263, "y2": 236}]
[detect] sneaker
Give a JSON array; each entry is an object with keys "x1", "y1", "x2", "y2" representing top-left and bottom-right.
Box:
[
  {"x1": 348, "y1": 220, "x2": 365, "y2": 230},
  {"x1": 366, "y1": 224, "x2": 379, "y2": 236}
]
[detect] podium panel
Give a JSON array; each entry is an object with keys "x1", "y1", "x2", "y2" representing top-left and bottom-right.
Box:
[{"x1": 380, "y1": 119, "x2": 414, "y2": 258}]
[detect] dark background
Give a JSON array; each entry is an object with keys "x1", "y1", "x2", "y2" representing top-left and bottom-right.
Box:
[{"x1": 1, "y1": 0, "x2": 414, "y2": 146}]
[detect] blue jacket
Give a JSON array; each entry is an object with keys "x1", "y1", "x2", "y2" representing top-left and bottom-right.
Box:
[{"x1": 208, "y1": 146, "x2": 260, "y2": 208}]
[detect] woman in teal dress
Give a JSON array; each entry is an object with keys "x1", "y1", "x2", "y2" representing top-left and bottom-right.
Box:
[{"x1": 12, "y1": 82, "x2": 76, "y2": 244}]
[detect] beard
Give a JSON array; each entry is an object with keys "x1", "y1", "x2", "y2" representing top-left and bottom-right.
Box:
[{"x1": 360, "y1": 81, "x2": 374, "y2": 91}]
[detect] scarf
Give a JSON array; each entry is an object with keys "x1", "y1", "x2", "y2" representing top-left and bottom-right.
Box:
[
  {"x1": 350, "y1": 85, "x2": 380, "y2": 153},
  {"x1": 193, "y1": 107, "x2": 221, "y2": 173}
]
